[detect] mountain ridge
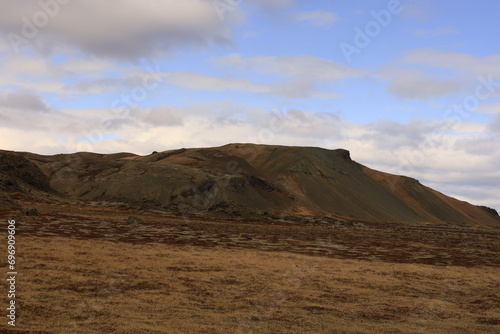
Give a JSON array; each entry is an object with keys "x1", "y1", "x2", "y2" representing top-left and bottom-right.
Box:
[{"x1": 1, "y1": 144, "x2": 498, "y2": 226}]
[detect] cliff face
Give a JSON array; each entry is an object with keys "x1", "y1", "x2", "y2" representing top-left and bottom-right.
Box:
[
  {"x1": 0, "y1": 151, "x2": 52, "y2": 192},
  {"x1": 0, "y1": 151, "x2": 54, "y2": 209},
  {"x1": 1, "y1": 144, "x2": 499, "y2": 226}
]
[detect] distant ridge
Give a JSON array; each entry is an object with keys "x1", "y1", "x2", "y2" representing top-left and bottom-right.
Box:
[{"x1": 1, "y1": 144, "x2": 499, "y2": 226}]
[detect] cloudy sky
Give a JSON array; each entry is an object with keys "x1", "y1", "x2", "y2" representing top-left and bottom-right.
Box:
[{"x1": 0, "y1": 0, "x2": 499, "y2": 210}]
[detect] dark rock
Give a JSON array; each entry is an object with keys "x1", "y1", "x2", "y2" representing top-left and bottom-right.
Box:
[
  {"x1": 0, "y1": 152, "x2": 53, "y2": 192},
  {"x1": 126, "y1": 216, "x2": 143, "y2": 223},
  {"x1": 228, "y1": 177, "x2": 246, "y2": 192},
  {"x1": 247, "y1": 175, "x2": 277, "y2": 192},
  {"x1": 197, "y1": 180, "x2": 216, "y2": 194},
  {"x1": 25, "y1": 208, "x2": 40, "y2": 216},
  {"x1": 479, "y1": 206, "x2": 499, "y2": 217},
  {"x1": 337, "y1": 149, "x2": 351, "y2": 161}
]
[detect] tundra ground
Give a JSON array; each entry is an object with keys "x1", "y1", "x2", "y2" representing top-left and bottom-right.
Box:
[{"x1": 1, "y1": 198, "x2": 499, "y2": 333}]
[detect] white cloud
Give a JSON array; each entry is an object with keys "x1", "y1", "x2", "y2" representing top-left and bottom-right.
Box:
[
  {"x1": 388, "y1": 71, "x2": 461, "y2": 100},
  {"x1": 296, "y1": 10, "x2": 339, "y2": 27},
  {"x1": 430, "y1": 182, "x2": 500, "y2": 211},
  {"x1": 0, "y1": 89, "x2": 50, "y2": 112},
  {"x1": 413, "y1": 27, "x2": 458, "y2": 37},
  {"x1": 67, "y1": 78, "x2": 129, "y2": 94},
  {"x1": 60, "y1": 58, "x2": 122, "y2": 77},
  {"x1": 1, "y1": 54, "x2": 55, "y2": 77},
  {"x1": 0, "y1": 52, "x2": 162, "y2": 97},
  {"x1": 400, "y1": 0, "x2": 433, "y2": 20},
  {"x1": 379, "y1": 50, "x2": 500, "y2": 101},
  {"x1": 450, "y1": 121, "x2": 488, "y2": 134},
  {"x1": 243, "y1": 30, "x2": 263, "y2": 39},
  {"x1": 1, "y1": 50, "x2": 351, "y2": 101},
  {"x1": 165, "y1": 70, "x2": 342, "y2": 99},
  {"x1": 210, "y1": 53, "x2": 362, "y2": 98},
  {"x1": 214, "y1": 53, "x2": 363, "y2": 80},
  {"x1": 212, "y1": 53, "x2": 248, "y2": 67},
  {"x1": 248, "y1": 0, "x2": 295, "y2": 11},
  {"x1": 403, "y1": 49, "x2": 500, "y2": 77},
  {"x1": 133, "y1": 106, "x2": 185, "y2": 127},
  {"x1": 0, "y1": 53, "x2": 83, "y2": 93},
  {"x1": 488, "y1": 115, "x2": 500, "y2": 133},
  {"x1": 166, "y1": 71, "x2": 266, "y2": 93},
  {"x1": 0, "y1": 0, "x2": 235, "y2": 60},
  {"x1": 476, "y1": 103, "x2": 500, "y2": 114},
  {"x1": 380, "y1": 50, "x2": 500, "y2": 103},
  {"x1": 248, "y1": 54, "x2": 363, "y2": 81}
]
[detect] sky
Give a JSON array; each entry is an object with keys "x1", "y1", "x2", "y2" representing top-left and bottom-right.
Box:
[{"x1": 0, "y1": 0, "x2": 499, "y2": 211}]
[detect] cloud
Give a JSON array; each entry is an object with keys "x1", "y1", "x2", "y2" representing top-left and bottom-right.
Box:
[
  {"x1": 212, "y1": 51, "x2": 499, "y2": 102},
  {"x1": 489, "y1": 115, "x2": 500, "y2": 133},
  {"x1": 365, "y1": 119, "x2": 449, "y2": 149},
  {"x1": 271, "y1": 80, "x2": 341, "y2": 99},
  {"x1": 166, "y1": 71, "x2": 265, "y2": 93},
  {"x1": 164, "y1": 70, "x2": 342, "y2": 99},
  {"x1": 133, "y1": 106, "x2": 184, "y2": 127},
  {"x1": 242, "y1": 30, "x2": 263, "y2": 39},
  {"x1": 0, "y1": 89, "x2": 50, "y2": 112},
  {"x1": 248, "y1": 0, "x2": 295, "y2": 11},
  {"x1": 213, "y1": 53, "x2": 363, "y2": 81},
  {"x1": 430, "y1": 182, "x2": 500, "y2": 211},
  {"x1": 0, "y1": 52, "x2": 165, "y2": 99},
  {"x1": 455, "y1": 133, "x2": 500, "y2": 157},
  {"x1": 296, "y1": 10, "x2": 339, "y2": 27},
  {"x1": 381, "y1": 50, "x2": 500, "y2": 101},
  {"x1": 67, "y1": 78, "x2": 129, "y2": 94},
  {"x1": 209, "y1": 54, "x2": 364, "y2": 98},
  {"x1": 59, "y1": 58, "x2": 122, "y2": 78},
  {"x1": 413, "y1": 27, "x2": 458, "y2": 37},
  {"x1": 0, "y1": 54, "x2": 62, "y2": 90},
  {"x1": 476, "y1": 103, "x2": 500, "y2": 114},
  {"x1": 1, "y1": 49, "x2": 357, "y2": 100},
  {"x1": 403, "y1": 49, "x2": 500, "y2": 77},
  {"x1": 249, "y1": 55, "x2": 363, "y2": 80},
  {"x1": 388, "y1": 72, "x2": 461, "y2": 100},
  {"x1": 212, "y1": 53, "x2": 248, "y2": 67},
  {"x1": 0, "y1": 0, "x2": 235, "y2": 60},
  {"x1": 0, "y1": 51, "x2": 125, "y2": 95},
  {"x1": 400, "y1": 0, "x2": 433, "y2": 20}
]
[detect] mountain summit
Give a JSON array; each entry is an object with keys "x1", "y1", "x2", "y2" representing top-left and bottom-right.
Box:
[{"x1": 1, "y1": 144, "x2": 498, "y2": 226}]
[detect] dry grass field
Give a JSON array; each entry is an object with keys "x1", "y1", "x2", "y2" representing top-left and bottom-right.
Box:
[{"x1": 1, "y1": 198, "x2": 499, "y2": 333}]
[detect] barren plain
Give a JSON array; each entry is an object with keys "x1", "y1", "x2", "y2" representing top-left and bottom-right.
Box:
[{"x1": 1, "y1": 195, "x2": 499, "y2": 333}]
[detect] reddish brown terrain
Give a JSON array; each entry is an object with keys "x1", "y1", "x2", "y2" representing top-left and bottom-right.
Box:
[
  {"x1": 1, "y1": 144, "x2": 499, "y2": 333},
  {"x1": 2, "y1": 143, "x2": 499, "y2": 225}
]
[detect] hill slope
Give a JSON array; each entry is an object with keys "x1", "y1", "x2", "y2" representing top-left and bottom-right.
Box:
[{"x1": 1, "y1": 144, "x2": 498, "y2": 226}]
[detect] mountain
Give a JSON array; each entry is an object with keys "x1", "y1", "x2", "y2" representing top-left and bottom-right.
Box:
[{"x1": 1, "y1": 144, "x2": 498, "y2": 226}]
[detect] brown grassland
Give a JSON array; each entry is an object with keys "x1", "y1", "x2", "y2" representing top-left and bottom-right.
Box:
[{"x1": 1, "y1": 196, "x2": 499, "y2": 333}]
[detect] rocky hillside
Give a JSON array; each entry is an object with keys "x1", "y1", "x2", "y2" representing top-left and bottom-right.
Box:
[
  {"x1": 1, "y1": 144, "x2": 499, "y2": 226},
  {"x1": 0, "y1": 151, "x2": 55, "y2": 209}
]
